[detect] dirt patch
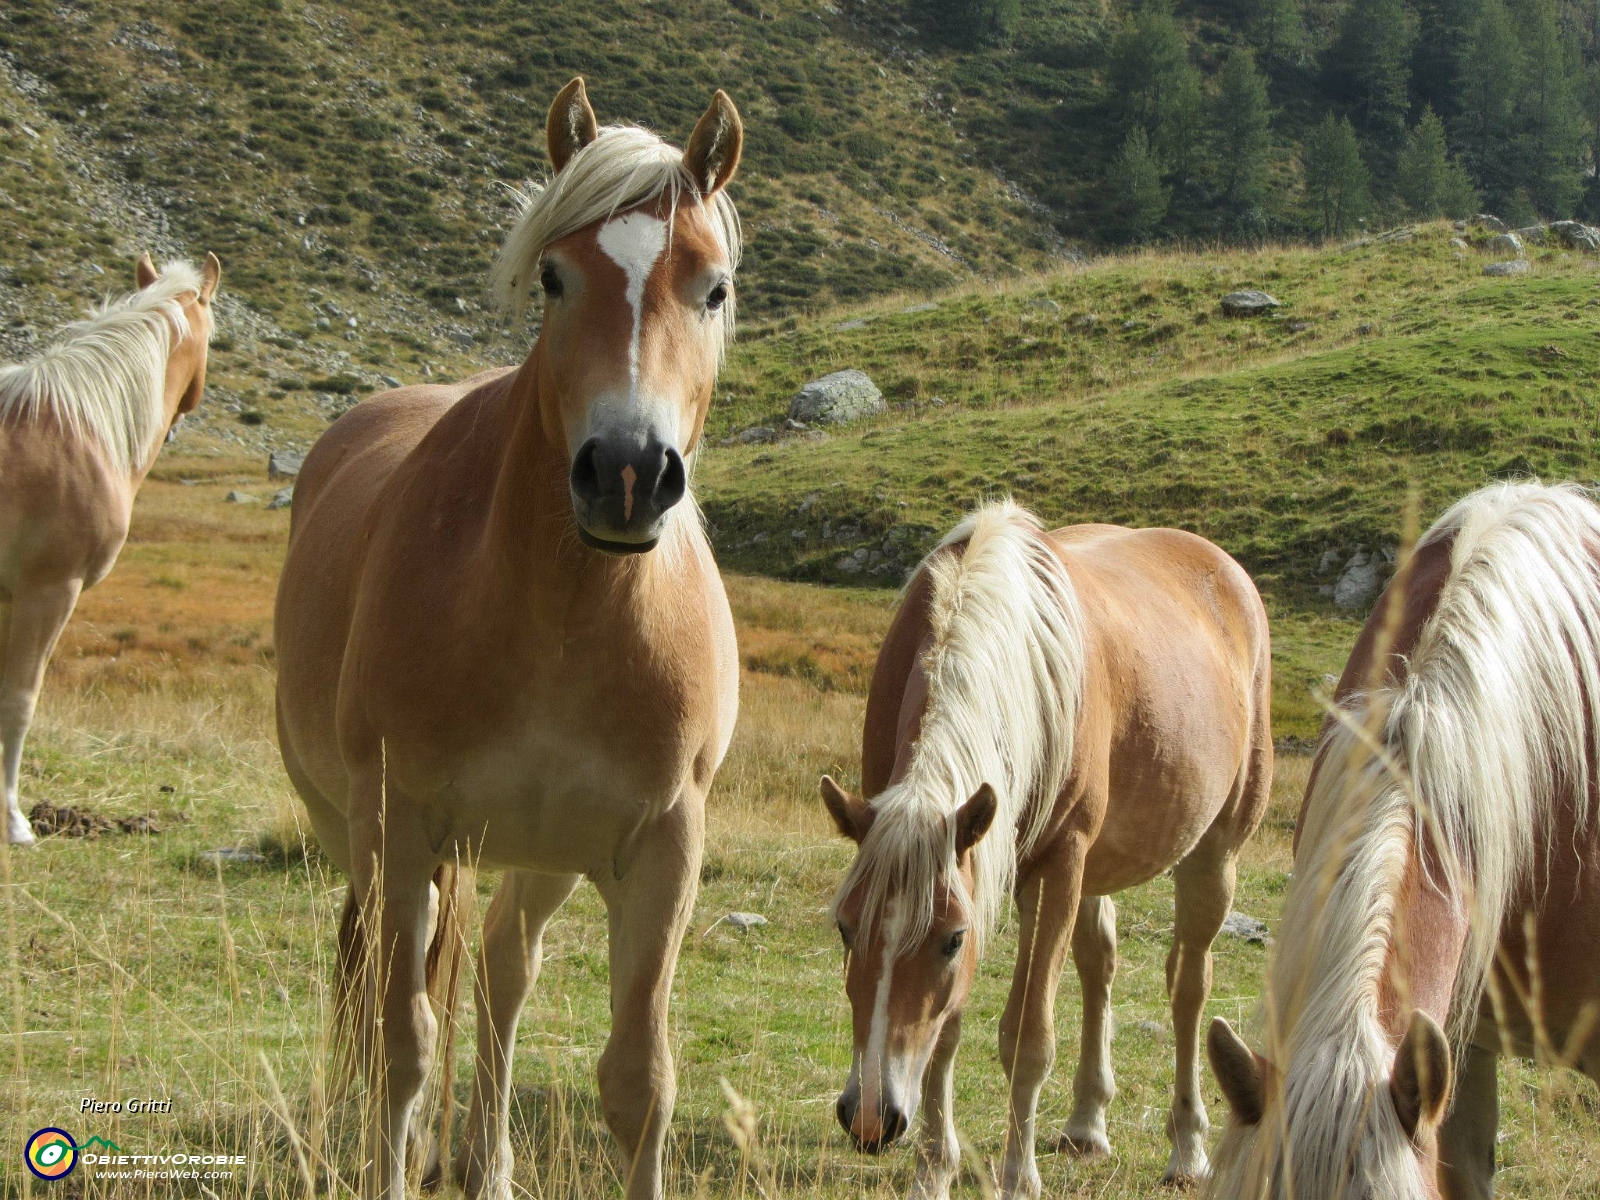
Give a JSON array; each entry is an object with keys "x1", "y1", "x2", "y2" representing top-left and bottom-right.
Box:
[{"x1": 28, "y1": 801, "x2": 161, "y2": 840}]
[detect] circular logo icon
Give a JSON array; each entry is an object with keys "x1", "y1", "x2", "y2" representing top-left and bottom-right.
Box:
[{"x1": 25, "y1": 1128, "x2": 78, "y2": 1180}]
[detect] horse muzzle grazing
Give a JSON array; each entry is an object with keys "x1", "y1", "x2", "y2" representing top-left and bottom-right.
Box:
[
  {"x1": 836, "y1": 1079, "x2": 910, "y2": 1153},
  {"x1": 569, "y1": 426, "x2": 686, "y2": 552}
]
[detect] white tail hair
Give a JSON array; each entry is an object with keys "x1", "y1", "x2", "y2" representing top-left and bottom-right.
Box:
[
  {"x1": 490, "y1": 123, "x2": 742, "y2": 349},
  {"x1": 0, "y1": 261, "x2": 202, "y2": 476},
  {"x1": 832, "y1": 500, "x2": 1084, "y2": 955},
  {"x1": 1207, "y1": 480, "x2": 1600, "y2": 1200}
]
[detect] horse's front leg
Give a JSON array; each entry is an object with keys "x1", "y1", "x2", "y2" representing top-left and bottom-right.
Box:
[
  {"x1": 997, "y1": 838, "x2": 1087, "y2": 1200},
  {"x1": 909, "y1": 1014, "x2": 963, "y2": 1200},
  {"x1": 1058, "y1": 894, "x2": 1117, "y2": 1160},
  {"x1": 0, "y1": 580, "x2": 82, "y2": 845},
  {"x1": 349, "y1": 792, "x2": 440, "y2": 1200},
  {"x1": 594, "y1": 795, "x2": 704, "y2": 1200},
  {"x1": 457, "y1": 869, "x2": 582, "y2": 1200}
]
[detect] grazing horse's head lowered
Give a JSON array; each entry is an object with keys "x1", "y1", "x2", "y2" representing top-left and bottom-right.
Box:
[
  {"x1": 823, "y1": 776, "x2": 997, "y2": 1151},
  {"x1": 492, "y1": 77, "x2": 742, "y2": 553}
]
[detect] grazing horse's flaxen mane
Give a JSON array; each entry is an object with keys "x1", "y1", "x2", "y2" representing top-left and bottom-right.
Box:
[
  {"x1": 0, "y1": 261, "x2": 202, "y2": 476},
  {"x1": 490, "y1": 122, "x2": 742, "y2": 347},
  {"x1": 832, "y1": 501, "x2": 1084, "y2": 956},
  {"x1": 1209, "y1": 481, "x2": 1600, "y2": 1200}
]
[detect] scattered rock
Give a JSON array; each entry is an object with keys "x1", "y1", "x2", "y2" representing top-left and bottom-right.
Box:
[
  {"x1": 722, "y1": 912, "x2": 768, "y2": 931},
  {"x1": 1286, "y1": 320, "x2": 1312, "y2": 333},
  {"x1": 1449, "y1": 237, "x2": 1469, "y2": 252},
  {"x1": 268, "y1": 450, "x2": 304, "y2": 478},
  {"x1": 1515, "y1": 225, "x2": 1547, "y2": 246},
  {"x1": 1071, "y1": 313, "x2": 1100, "y2": 328},
  {"x1": 267, "y1": 487, "x2": 293, "y2": 510},
  {"x1": 1356, "y1": 323, "x2": 1377, "y2": 336},
  {"x1": 1471, "y1": 213, "x2": 1508, "y2": 232},
  {"x1": 789, "y1": 369, "x2": 885, "y2": 425},
  {"x1": 1120, "y1": 319, "x2": 1140, "y2": 332},
  {"x1": 1483, "y1": 259, "x2": 1530, "y2": 277},
  {"x1": 1027, "y1": 297, "x2": 1061, "y2": 313},
  {"x1": 1333, "y1": 546, "x2": 1393, "y2": 609},
  {"x1": 1221, "y1": 290, "x2": 1282, "y2": 317},
  {"x1": 783, "y1": 418, "x2": 808, "y2": 432},
  {"x1": 197, "y1": 847, "x2": 266, "y2": 865},
  {"x1": 836, "y1": 548, "x2": 870, "y2": 574},
  {"x1": 1484, "y1": 231, "x2": 1524, "y2": 258},
  {"x1": 447, "y1": 329, "x2": 475, "y2": 348},
  {"x1": 729, "y1": 426, "x2": 776, "y2": 445},
  {"x1": 224, "y1": 490, "x2": 258, "y2": 504},
  {"x1": 29, "y1": 801, "x2": 160, "y2": 840},
  {"x1": 378, "y1": 374, "x2": 402, "y2": 388},
  {"x1": 1220, "y1": 912, "x2": 1271, "y2": 944},
  {"x1": 1548, "y1": 220, "x2": 1600, "y2": 252},
  {"x1": 834, "y1": 318, "x2": 869, "y2": 331}
]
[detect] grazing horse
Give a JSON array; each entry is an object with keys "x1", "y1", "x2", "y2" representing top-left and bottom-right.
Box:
[
  {"x1": 0, "y1": 252, "x2": 221, "y2": 845},
  {"x1": 1205, "y1": 481, "x2": 1600, "y2": 1200},
  {"x1": 273, "y1": 80, "x2": 742, "y2": 1200},
  {"x1": 821, "y1": 501, "x2": 1273, "y2": 1198}
]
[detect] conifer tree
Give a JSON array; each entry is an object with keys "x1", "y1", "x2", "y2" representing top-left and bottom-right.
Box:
[
  {"x1": 1109, "y1": 128, "x2": 1171, "y2": 242},
  {"x1": 1305, "y1": 114, "x2": 1371, "y2": 236},
  {"x1": 1456, "y1": 0, "x2": 1520, "y2": 210},
  {"x1": 1109, "y1": 0, "x2": 1190, "y2": 137},
  {"x1": 1327, "y1": 0, "x2": 1417, "y2": 168},
  {"x1": 1211, "y1": 48, "x2": 1273, "y2": 215},
  {"x1": 1516, "y1": 0, "x2": 1585, "y2": 216},
  {"x1": 1397, "y1": 108, "x2": 1480, "y2": 216}
]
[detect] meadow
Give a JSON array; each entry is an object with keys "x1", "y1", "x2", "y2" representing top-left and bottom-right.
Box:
[{"x1": 3, "y1": 445, "x2": 1599, "y2": 1199}]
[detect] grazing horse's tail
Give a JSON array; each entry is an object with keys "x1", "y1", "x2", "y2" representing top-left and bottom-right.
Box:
[{"x1": 333, "y1": 862, "x2": 475, "y2": 1185}]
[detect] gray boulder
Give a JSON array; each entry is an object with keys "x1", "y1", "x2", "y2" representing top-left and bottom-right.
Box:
[
  {"x1": 1515, "y1": 225, "x2": 1548, "y2": 246},
  {"x1": 1483, "y1": 259, "x2": 1530, "y2": 277},
  {"x1": 1334, "y1": 546, "x2": 1392, "y2": 609},
  {"x1": 1220, "y1": 912, "x2": 1272, "y2": 944},
  {"x1": 1472, "y1": 214, "x2": 1508, "y2": 232},
  {"x1": 224, "y1": 490, "x2": 258, "y2": 505},
  {"x1": 1484, "y1": 231, "x2": 1524, "y2": 258},
  {"x1": 1549, "y1": 220, "x2": 1600, "y2": 252},
  {"x1": 268, "y1": 450, "x2": 304, "y2": 479},
  {"x1": 789, "y1": 369, "x2": 885, "y2": 425},
  {"x1": 1220, "y1": 290, "x2": 1282, "y2": 317},
  {"x1": 267, "y1": 486, "x2": 294, "y2": 511}
]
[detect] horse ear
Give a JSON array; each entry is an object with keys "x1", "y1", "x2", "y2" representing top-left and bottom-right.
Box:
[
  {"x1": 135, "y1": 252, "x2": 158, "y2": 289},
  {"x1": 820, "y1": 775, "x2": 873, "y2": 843},
  {"x1": 1390, "y1": 1010, "x2": 1452, "y2": 1140},
  {"x1": 954, "y1": 783, "x2": 997, "y2": 856},
  {"x1": 200, "y1": 252, "x2": 222, "y2": 303},
  {"x1": 546, "y1": 77, "x2": 598, "y2": 174},
  {"x1": 683, "y1": 90, "x2": 742, "y2": 197},
  {"x1": 1208, "y1": 1017, "x2": 1268, "y2": 1125}
]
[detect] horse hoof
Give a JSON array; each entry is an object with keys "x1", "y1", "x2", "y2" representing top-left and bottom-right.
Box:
[
  {"x1": 5, "y1": 813, "x2": 35, "y2": 846},
  {"x1": 1056, "y1": 1131, "x2": 1111, "y2": 1160},
  {"x1": 1160, "y1": 1166, "x2": 1207, "y2": 1190}
]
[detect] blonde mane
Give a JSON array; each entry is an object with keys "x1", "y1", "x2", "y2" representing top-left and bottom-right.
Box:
[
  {"x1": 833, "y1": 501, "x2": 1084, "y2": 956},
  {"x1": 490, "y1": 123, "x2": 742, "y2": 350},
  {"x1": 1209, "y1": 480, "x2": 1600, "y2": 1200},
  {"x1": 0, "y1": 261, "x2": 202, "y2": 476}
]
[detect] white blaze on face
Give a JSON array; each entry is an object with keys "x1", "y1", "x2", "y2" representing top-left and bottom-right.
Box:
[
  {"x1": 595, "y1": 212, "x2": 668, "y2": 403},
  {"x1": 859, "y1": 899, "x2": 905, "y2": 1120}
]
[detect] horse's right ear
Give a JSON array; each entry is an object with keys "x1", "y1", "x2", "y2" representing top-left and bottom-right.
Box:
[
  {"x1": 820, "y1": 775, "x2": 873, "y2": 843},
  {"x1": 135, "y1": 252, "x2": 158, "y2": 289},
  {"x1": 200, "y1": 252, "x2": 222, "y2": 303},
  {"x1": 547, "y1": 77, "x2": 598, "y2": 173},
  {"x1": 1208, "y1": 1017, "x2": 1269, "y2": 1125}
]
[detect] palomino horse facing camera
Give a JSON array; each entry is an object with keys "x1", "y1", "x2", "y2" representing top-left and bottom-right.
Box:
[
  {"x1": 822, "y1": 501, "x2": 1273, "y2": 1198},
  {"x1": 0, "y1": 252, "x2": 221, "y2": 846},
  {"x1": 274, "y1": 80, "x2": 742, "y2": 1200},
  {"x1": 1206, "y1": 481, "x2": 1600, "y2": 1200}
]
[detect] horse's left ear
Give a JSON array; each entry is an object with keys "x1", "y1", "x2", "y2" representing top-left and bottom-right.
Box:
[
  {"x1": 683, "y1": 90, "x2": 742, "y2": 197},
  {"x1": 135, "y1": 252, "x2": 158, "y2": 290},
  {"x1": 954, "y1": 783, "x2": 997, "y2": 856},
  {"x1": 821, "y1": 775, "x2": 873, "y2": 843},
  {"x1": 1390, "y1": 1009, "x2": 1452, "y2": 1140},
  {"x1": 200, "y1": 252, "x2": 222, "y2": 303}
]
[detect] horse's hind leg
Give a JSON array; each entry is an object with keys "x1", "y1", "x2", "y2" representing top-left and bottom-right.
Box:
[
  {"x1": 1, "y1": 580, "x2": 81, "y2": 845},
  {"x1": 1057, "y1": 894, "x2": 1117, "y2": 1160},
  {"x1": 457, "y1": 868, "x2": 581, "y2": 1200},
  {"x1": 1163, "y1": 839, "x2": 1237, "y2": 1186}
]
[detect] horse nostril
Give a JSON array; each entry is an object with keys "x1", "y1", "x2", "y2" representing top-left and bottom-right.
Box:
[
  {"x1": 883, "y1": 1106, "x2": 907, "y2": 1145},
  {"x1": 657, "y1": 447, "x2": 686, "y2": 511},
  {"x1": 570, "y1": 438, "x2": 602, "y2": 503},
  {"x1": 835, "y1": 1093, "x2": 856, "y2": 1135}
]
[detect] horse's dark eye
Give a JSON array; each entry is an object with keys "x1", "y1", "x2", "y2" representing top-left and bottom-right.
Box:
[
  {"x1": 540, "y1": 265, "x2": 562, "y2": 298},
  {"x1": 706, "y1": 281, "x2": 729, "y2": 311},
  {"x1": 941, "y1": 930, "x2": 965, "y2": 958}
]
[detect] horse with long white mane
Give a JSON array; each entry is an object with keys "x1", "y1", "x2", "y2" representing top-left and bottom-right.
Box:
[
  {"x1": 1205, "y1": 480, "x2": 1600, "y2": 1200},
  {"x1": 0, "y1": 252, "x2": 221, "y2": 846},
  {"x1": 821, "y1": 500, "x2": 1273, "y2": 1197},
  {"x1": 273, "y1": 80, "x2": 742, "y2": 1200}
]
